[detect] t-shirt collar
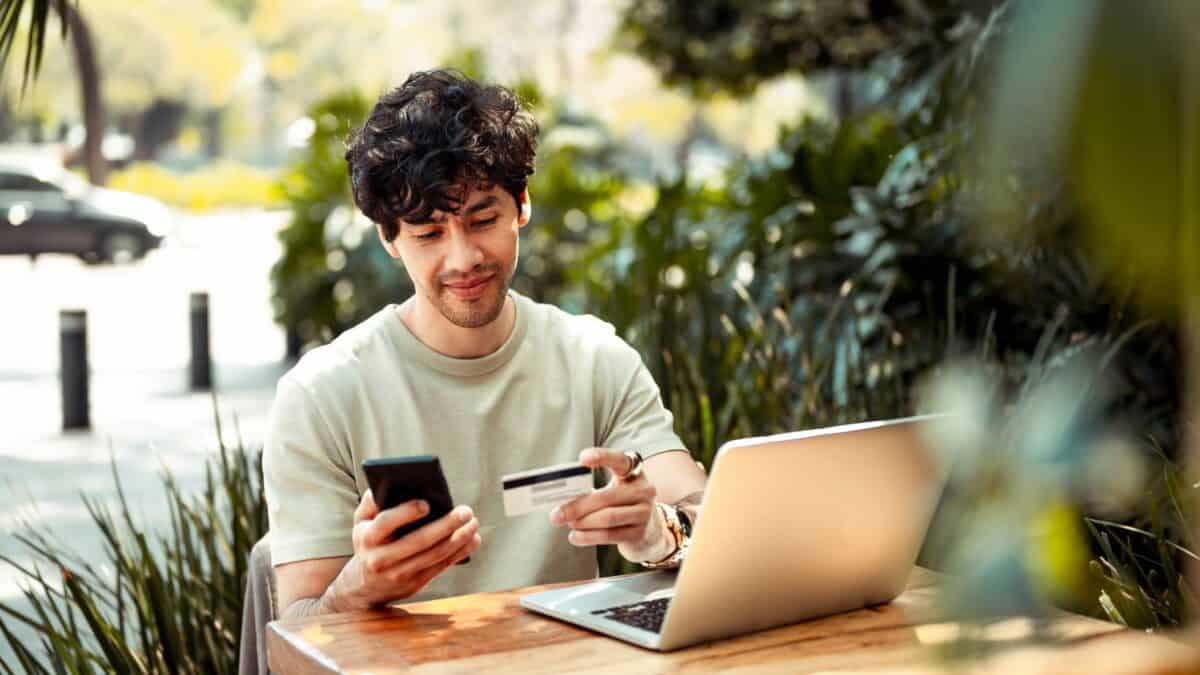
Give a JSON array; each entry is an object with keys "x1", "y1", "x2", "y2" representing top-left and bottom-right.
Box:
[{"x1": 383, "y1": 290, "x2": 530, "y2": 377}]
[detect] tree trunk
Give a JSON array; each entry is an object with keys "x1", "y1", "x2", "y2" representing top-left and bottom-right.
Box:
[{"x1": 57, "y1": 2, "x2": 107, "y2": 185}]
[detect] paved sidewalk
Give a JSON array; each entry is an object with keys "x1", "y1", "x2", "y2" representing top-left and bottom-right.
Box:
[{"x1": 0, "y1": 208, "x2": 293, "y2": 665}]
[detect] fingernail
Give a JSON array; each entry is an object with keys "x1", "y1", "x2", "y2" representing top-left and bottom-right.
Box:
[
  {"x1": 568, "y1": 531, "x2": 578, "y2": 545},
  {"x1": 549, "y1": 506, "x2": 563, "y2": 524},
  {"x1": 418, "y1": 500, "x2": 429, "y2": 513},
  {"x1": 581, "y1": 449, "x2": 598, "y2": 463}
]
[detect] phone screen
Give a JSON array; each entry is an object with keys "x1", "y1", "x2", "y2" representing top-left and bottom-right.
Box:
[{"x1": 361, "y1": 456, "x2": 469, "y2": 563}]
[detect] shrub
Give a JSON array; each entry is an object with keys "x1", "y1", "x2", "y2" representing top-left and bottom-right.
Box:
[
  {"x1": 108, "y1": 162, "x2": 284, "y2": 212},
  {"x1": 0, "y1": 423, "x2": 266, "y2": 673}
]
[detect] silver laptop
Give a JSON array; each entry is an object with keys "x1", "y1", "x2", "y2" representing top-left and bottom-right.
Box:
[{"x1": 520, "y1": 415, "x2": 947, "y2": 651}]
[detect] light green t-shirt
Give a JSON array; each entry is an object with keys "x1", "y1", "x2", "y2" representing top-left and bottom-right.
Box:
[{"x1": 263, "y1": 291, "x2": 686, "y2": 601}]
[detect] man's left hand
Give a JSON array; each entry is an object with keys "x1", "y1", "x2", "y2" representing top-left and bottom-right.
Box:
[{"x1": 548, "y1": 448, "x2": 673, "y2": 564}]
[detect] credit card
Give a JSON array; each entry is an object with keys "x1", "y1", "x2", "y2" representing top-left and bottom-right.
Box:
[{"x1": 501, "y1": 462, "x2": 593, "y2": 517}]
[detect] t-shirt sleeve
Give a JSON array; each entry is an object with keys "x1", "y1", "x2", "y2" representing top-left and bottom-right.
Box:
[
  {"x1": 263, "y1": 375, "x2": 358, "y2": 566},
  {"x1": 597, "y1": 341, "x2": 687, "y2": 459}
]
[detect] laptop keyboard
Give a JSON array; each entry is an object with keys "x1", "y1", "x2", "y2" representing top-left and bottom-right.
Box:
[{"x1": 591, "y1": 597, "x2": 672, "y2": 633}]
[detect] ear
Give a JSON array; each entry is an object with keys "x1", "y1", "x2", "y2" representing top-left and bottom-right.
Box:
[
  {"x1": 518, "y1": 189, "x2": 532, "y2": 228},
  {"x1": 377, "y1": 225, "x2": 401, "y2": 258}
]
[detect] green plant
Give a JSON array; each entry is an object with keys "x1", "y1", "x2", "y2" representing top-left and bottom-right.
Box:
[
  {"x1": 108, "y1": 162, "x2": 284, "y2": 211},
  {"x1": 588, "y1": 1, "x2": 1194, "y2": 623},
  {"x1": 1086, "y1": 453, "x2": 1197, "y2": 630},
  {"x1": 0, "y1": 415, "x2": 267, "y2": 673}
]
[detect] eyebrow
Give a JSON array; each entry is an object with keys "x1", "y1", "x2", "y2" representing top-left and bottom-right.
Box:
[
  {"x1": 465, "y1": 195, "x2": 500, "y2": 215},
  {"x1": 408, "y1": 195, "x2": 500, "y2": 226}
]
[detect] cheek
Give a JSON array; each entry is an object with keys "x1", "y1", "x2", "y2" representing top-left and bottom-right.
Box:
[
  {"x1": 398, "y1": 252, "x2": 439, "y2": 288},
  {"x1": 489, "y1": 229, "x2": 520, "y2": 263}
]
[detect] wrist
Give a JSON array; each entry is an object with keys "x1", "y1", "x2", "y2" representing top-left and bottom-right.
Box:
[
  {"x1": 618, "y1": 503, "x2": 674, "y2": 564},
  {"x1": 644, "y1": 505, "x2": 678, "y2": 562},
  {"x1": 323, "y1": 556, "x2": 374, "y2": 613},
  {"x1": 281, "y1": 577, "x2": 362, "y2": 619},
  {"x1": 640, "y1": 503, "x2": 690, "y2": 569}
]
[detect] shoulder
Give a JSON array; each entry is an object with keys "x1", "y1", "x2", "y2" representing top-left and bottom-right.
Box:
[
  {"x1": 281, "y1": 307, "x2": 395, "y2": 398},
  {"x1": 523, "y1": 295, "x2": 634, "y2": 358},
  {"x1": 519, "y1": 295, "x2": 645, "y2": 382}
]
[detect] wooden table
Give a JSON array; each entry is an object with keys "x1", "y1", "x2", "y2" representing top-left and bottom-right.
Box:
[{"x1": 267, "y1": 568, "x2": 1200, "y2": 674}]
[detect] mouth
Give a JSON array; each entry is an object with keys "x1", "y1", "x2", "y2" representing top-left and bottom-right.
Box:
[{"x1": 443, "y1": 274, "x2": 495, "y2": 300}]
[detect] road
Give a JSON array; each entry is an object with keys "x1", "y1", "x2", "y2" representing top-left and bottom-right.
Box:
[{"x1": 0, "y1": 208, "x2": 291, "y2": 665}]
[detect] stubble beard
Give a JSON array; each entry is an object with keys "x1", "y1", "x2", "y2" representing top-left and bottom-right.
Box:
[{"x1": 431, "y1": 264, "x2": 511, "y2": 328}]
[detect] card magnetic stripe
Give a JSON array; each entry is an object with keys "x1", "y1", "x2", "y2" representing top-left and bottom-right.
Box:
[{"x1": 502, "y1": 465, "x2": 592, "y2": 490}]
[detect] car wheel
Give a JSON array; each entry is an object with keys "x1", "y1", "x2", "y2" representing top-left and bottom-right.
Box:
[{"x1": 101, "y1": 232, "x2": 142, "y2": 264}]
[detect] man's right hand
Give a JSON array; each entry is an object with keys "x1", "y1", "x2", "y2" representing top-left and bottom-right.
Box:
[{"x1": 325, "y1": 489, "x2": 481, "y2": 611}]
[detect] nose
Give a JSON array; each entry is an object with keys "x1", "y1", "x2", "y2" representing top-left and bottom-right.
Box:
[{"x1": 445, "y1": 225, "x2": 485, "y2": 273}]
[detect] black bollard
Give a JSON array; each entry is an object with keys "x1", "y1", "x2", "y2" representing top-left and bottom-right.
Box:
[
  {"x1": 190, "y1": 292, "x2": 212, "y2": 391},
  {"x1": 60, "y1": 309, "x2": 90, "y2": 430}
]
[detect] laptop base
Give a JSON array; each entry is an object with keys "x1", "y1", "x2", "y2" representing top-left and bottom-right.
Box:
[{"x1": 520, "y1": 570, "x2": 676, "y2": 650}]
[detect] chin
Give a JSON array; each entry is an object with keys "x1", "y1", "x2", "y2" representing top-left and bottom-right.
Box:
[{"x1": 436, "y1": 279, "x2": 509, "y2": 328}]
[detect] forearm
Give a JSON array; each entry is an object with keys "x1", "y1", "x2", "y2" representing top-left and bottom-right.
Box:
[
  {"x1": 281, "y1": 594, "x2": 341, "y2": 620},
  {"x1": 280, "y1": 558, "x2": 368, "y2": 620}
]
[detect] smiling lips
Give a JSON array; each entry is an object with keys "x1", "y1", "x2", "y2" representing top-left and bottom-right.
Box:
[{"x1": 444, "y1": 275, "x2": 494, "y2": 299}]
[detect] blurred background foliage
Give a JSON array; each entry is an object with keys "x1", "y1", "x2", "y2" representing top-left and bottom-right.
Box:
[
  {"x1": 268, "y1": 0, "x2": 1191, "y2": 628},
  {"x1": 109, "y1": 161, "x2": 283, "y2": 211}
]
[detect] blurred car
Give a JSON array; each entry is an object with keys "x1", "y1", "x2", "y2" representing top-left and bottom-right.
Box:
[{"x1": 0, "y1": 163, "x2": 169, "y2": 264}]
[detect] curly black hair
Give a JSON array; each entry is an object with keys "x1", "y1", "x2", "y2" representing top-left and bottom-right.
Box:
[{"x1": 345, "y1": 69, "x2": 539, "y2": 242}]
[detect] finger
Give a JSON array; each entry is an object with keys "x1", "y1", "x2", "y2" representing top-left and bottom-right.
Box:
[
  {"x1": 552, "y1": 480, "x2": 655, "y2": 525},
  {"x1": 568, "y1": 524, "x2": 643, "y2": 547},
  {"x1": 458, "y1": 533, "x2": 482, "y2": 562},
  {"x1": 402, "y1": 533, "x2": 481, "y2": 597},
  {"x1": 578, "y1": 447, "x2": 638, "y2": 477},
  {"x1": 568, "y1": 503, "x2": 653, "y2": 531},
  {"x1": 402, "y1": 557, "x2": 448, "y2": 599},
  {"x1": 440, "y1": 532, "x2": 481, "y2": 570},
  {"x1": 389, "y1": 518, "x2": 479, "y2": 578},
  {"x1": 405, "y1": 533, "x2": 475, "y2": 595},
  {"x1": 388, "y1": 505, "x2": 474, "y2": 559},
  {"x1": 364, "y1": 499, "x2": 430, "y2": 547},
  {"x1": 434, "y1": 530, "x2": 481, "y2": 572},
  {"x1": 354, "y1": 490, "x2": 379, "y2": 524}
]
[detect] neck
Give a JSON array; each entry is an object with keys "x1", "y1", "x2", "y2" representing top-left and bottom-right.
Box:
[{"x1": 399, "y1": 293, "x2": 516, "y2": 359}]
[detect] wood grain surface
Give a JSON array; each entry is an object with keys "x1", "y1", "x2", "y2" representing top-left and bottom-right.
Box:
[{"x1": 266, "y1": 568, "x2": 1199, "y2": 674}]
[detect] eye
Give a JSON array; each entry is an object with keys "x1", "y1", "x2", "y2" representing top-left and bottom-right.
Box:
[
  {"x1": 473, "y1": 217, "x2": 497, "y2": 228},
  {"x1": 415, "y1": 230, "x2": 441, "y2": 241}
]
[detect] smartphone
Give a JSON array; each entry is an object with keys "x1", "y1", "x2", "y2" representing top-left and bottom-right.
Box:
[{"x1": 361, "y1": 455, "x2": 469, "y2": 564}]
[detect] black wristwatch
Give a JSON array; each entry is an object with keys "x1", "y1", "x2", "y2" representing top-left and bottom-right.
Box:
[
  {"x1": 676, "y1": 504, "x2": 693, "y2": 539},
  {"x1": 641, "y1": 503, "x2": 693, "y2": 569}
]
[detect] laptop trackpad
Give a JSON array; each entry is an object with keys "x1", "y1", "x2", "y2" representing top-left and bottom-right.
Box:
[
  {"x1": 535, "y1": 571, "x2": 676, "y2": 613},
  {"x1": 611, "y1": 571, "x2": 676, "y2": 600}
]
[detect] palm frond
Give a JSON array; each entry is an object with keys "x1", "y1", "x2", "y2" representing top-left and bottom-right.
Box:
[{"x1": 0, "y1": 0, "x2": 69, "y2": 92}]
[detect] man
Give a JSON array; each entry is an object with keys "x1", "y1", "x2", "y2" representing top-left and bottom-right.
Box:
[{"x1": 265, "y1": 69, "x2": 707, "y2": 619}]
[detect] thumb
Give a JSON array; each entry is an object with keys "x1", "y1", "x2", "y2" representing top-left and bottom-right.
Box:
[{"x1": 354, "y1": 489, "x2": 379, "y2": 524}]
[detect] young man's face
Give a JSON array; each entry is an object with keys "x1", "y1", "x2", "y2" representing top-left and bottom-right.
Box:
[{"x1": 380, "y1": 184, "x2": 530, "y2": 328}]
